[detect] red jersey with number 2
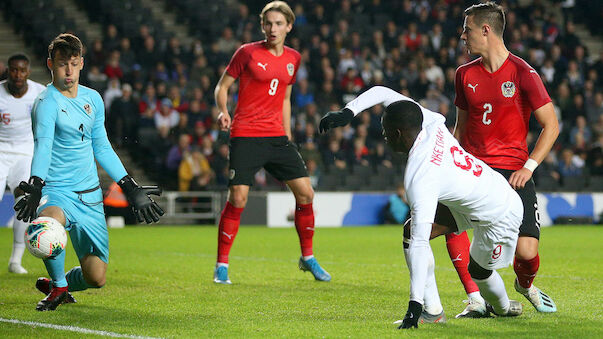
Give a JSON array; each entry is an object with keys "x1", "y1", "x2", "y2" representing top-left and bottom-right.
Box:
[
  {"x1": 454, "y1": 53, "x2": 551, "y2": 170},
  {"x1": 226, "y1": 41, "x2": 300, "y2": 137}
]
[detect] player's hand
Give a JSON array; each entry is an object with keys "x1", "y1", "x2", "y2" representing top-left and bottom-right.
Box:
[
  {"x1": 13, "y1": 176, "x2": 45, "y2": 222},
  {"x1": 217, "y1": 112, "x2": 231, "y2": 131},
  {"x1": 509, "y1": 168, "x2": 533, "y2": 190},
  {"x1": 398, "y1": 301, "x2": 422, "y2": 329},
  {"x1": 318, "y1": 108, "x2": 354, "y2": 133},
  {"x1": 118, "y1": 176, "x2": 165, "y2": 224}
]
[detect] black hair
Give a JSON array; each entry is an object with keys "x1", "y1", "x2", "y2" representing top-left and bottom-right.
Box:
[
  {"x1": 383, "y1": 100, "x2": 423, "y2": 131},
  {"x1": 7, "y1": 53, "x2": 30, "y2": 65}
]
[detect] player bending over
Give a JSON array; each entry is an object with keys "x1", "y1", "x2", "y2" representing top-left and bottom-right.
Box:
[
  {"x1": 0, "y1": 53, "x2": 46, "y2": 274},
  {"x1": 320, "y1": 86, "x2": 523, "y2": 328},
  {"x1": 14, "y1": 33, "x2": 164, "y2": 311}
]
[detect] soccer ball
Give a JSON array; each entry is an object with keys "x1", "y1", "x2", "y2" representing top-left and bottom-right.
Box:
[{"x1": 24, "y1": 217, "x2": 67, "y2": 259}]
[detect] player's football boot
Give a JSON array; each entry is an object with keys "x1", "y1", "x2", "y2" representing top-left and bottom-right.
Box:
[
  {"x1": 486, "y1": 300, "x2": 523, "y2": 317},
  {"x1": 36, "y1": 277, "x2": 76, "y2": 304},
  {"x1": 8, "y1": 263, "x2": 28, "y2": 274},
  {"x1": 36, "y1": 286, "x2": 69, "y2": 311},
  {"x1": 514, "y1": 279, "x2": 557, "y2": 313},
  {"x1": 419, "y1": 310, "x2": 447, "y2": 324},
  {"x1": 455, "y1": 296, "x2": 490, "y2": 318},
  {"x1": 298, "y1": 257, "x2": 331, "y2": 282},
  {"x1": 213, "y1": 266, "x2": 232, "y2": 284}
]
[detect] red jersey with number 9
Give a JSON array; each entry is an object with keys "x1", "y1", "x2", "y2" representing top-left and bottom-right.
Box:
[
  {"x1": 454, "y1": 53, "x2": 551, "y2": 170},
  {"x1": 225, "y1": 41, "x2": 300, "y2": 137}
]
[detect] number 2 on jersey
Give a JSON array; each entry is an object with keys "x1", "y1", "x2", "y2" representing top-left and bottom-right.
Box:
[
  {"x1": 268, "y1": 78, "x2": 279, "y2": 96},
  {"x1": 482, "y1": 103, "x2": 492, "y2": 125}
]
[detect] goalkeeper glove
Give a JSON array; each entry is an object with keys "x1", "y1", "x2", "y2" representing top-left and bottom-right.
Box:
[
  {"x1": 318, "y1": 108, "x2": 354, "y2": 133},
  {"x1": 13, "y1": 176, "x2": 45, "y2": 222},
  {"x1": 118, "y1": 175, "x2": 164, "y2": 224}
]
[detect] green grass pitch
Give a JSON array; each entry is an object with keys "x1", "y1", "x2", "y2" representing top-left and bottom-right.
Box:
[{"x1": 0, "y1": 225, "x2": 602, "y2": 338}]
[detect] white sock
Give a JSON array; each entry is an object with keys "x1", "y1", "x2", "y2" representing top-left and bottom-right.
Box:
[
  {"x1": 302, "y1": 255, "x2": 314, "y2": 261},
  {"x1": 216, "y1": 262, "x2": 229, "y2": 268},
  {"x1": 9, "y1": 219, "x2": 28, "y2": 265},
  {"x1": 473, "y1": 270, "x2": 510, "y2": 315},
  {"x1": 468, "y1": 291, "x2": 485, "y2": 303},
  {"x1": 404, "y1": 246, "x2": 443, "y2": 315}
]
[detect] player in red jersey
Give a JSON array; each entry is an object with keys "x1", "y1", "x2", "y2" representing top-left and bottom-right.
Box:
[
  {"x1": 447, "y1": 2, "x2": 559, "y2": 317},
  {"x1": 212, "y1": 1, "x2": 330, "y2": 284}
]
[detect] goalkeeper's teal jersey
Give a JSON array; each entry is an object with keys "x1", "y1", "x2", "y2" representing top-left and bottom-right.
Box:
[{"x1": 30, "y1": 84, "x2": 127, "y2": 191}]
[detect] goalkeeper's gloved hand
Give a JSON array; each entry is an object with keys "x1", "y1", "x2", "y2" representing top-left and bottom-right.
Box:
[
  {"x1": 118, "y1": 175, "x2": 164, "y2": 224},
  {"x1": 318, "y1": 108, "x2": 354, "y2": 133},
  {"x1": 13, "y1": 176, "x2": 45, "y2": 222},
  {"x1": 398, "y1": 300, "x2": 423, "y2": 329}
]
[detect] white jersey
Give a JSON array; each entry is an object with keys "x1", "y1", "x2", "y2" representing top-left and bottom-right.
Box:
[
  {"x1": 0, "y1": 79, "x2": 47, "y2": 155},
  {"x1": 345, "y1": 86, "x2": 522, "y2": 305}
]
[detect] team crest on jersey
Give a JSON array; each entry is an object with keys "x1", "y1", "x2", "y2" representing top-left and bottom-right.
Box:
[
  {"x1": 501, "y1": 81, "x2": 516, "y2": 98},
  {"x1": 286, "y1": 63, "x2": 295, "y2": 76},
  {"x1": 83, "y1": 103, "x2": 92, "y2": 115}
]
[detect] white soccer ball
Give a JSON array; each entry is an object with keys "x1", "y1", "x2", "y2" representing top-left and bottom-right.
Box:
[{"x1": 24, "y1": 217, "x2": 67, "y2": 259}]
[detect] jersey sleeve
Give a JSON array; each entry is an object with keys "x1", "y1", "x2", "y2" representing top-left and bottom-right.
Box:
[
  {"x1": 30, "y1": 95, "x2": 57, "y2": 180},
  {"x1": 454, "y1": 67, "x2": 468, "y2": 111},
  {"x1": 520, "y1": 67, "x2": 552, "y2": 111},
  {"x1": 405, "y1": 170, "x2": 440, "y2": 304},
  {"x1": 289, "y1": 51, "x2": 301, "y2": 85},
  {"x1": 344, "y1": 86, "x2": 410, "y2": 116},
  {"x1": 225, "y1": 45, "x2": 250, "y2": 79},
  {"x1": 90, "y1": 91, "x2": 127, "y2": 181}
]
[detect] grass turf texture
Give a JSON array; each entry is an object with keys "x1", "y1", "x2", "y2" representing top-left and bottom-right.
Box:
[{"x1": 0, "y1": 225, "x2": 601, "y2": 338}]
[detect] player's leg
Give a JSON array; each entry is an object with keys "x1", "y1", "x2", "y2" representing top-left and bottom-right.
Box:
[
  {"x1": 402, "y1": 220, "x2": 446, "y2": 323},
  {"x1": 65, "y1": 218, "x2": 109, "y2": 292},
  {"x1": 0, "y1": 153, "x2": 27, "y2": 273},
  {"x1": 35, "y1": 206, "x2": 75, "y2": 311},
  {"x1": 512, "y1": 180, "x2": 556, "y2": 312},
  {"x1": 9, "y1": 188, "x2": 29, "y2": 273},
  {"x1": 286, "y1": 176, "x2": 330, "y2": 281},
  {"x1": 271, "y1": 137, "x2": 330, "y2": 281},
  {"x1": 214, "y1": 137, "x2": 262, "y2": 284},
  {"x1": 66, "y1": 254, "x2": 107, "y2": 291},
  {"x1": 468, "y1": 257, "x2": 521, "y2": 317},
  {"x1": 435, "y1": 203, "x2": 485, "y2": 317}
]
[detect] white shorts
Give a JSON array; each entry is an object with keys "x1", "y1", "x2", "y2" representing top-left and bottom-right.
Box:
[
  {"x1": 0, "y1": 152, "x2": 32, "y2": 199},
  {"x1": 451, "y1": 195, "x2": 523, "y2": 270}
]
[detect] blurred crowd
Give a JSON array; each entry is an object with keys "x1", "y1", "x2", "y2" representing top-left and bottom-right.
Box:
[{"x1": 10, "y1": 0, "x2": 601, "y2": 191}]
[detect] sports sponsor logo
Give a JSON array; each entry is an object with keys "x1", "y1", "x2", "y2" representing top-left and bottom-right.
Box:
[
  {"x1": 467, "y1": 83, "x2": 478, "y2": 93},
  {"x1": 257, "y1": 62, "x2": 267, "y2": 70},
  {"x1": 501, "y1": 81, "x2": 516, "y2": 98},
  {"x1": 286, "y1": 63, "x2": 295, "y2": 76}
]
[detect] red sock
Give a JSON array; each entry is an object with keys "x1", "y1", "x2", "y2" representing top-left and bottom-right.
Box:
[
  {"x1": 446, "y1": 231, "x2": 480, "y2": 294},
  {"x1": 514, "y1": 253, "x2": 539, "y2": 289},
  {"x1": 217, "y1": 202, "x2": 244, "y2": 264},
  {"x1": 294, "y1": 203, "x2": 314, "y2": 257}
]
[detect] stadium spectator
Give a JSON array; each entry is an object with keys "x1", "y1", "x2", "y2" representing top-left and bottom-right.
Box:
[
  {"x1": 178, "y1": 149, "x2": 212, "y2": 191},
  {"x1": 383, "y1": 183, "x2": 409, "y2": 224}
]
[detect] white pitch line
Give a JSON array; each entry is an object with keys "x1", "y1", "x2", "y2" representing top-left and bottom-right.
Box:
[{"x1": 0, "y1": 318, "x2": 162, "y2": 339}]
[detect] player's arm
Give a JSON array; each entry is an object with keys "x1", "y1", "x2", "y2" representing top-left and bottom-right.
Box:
[
  {"x1": 508, "y1": 102, "x2": 559, "y2": 189},
  {"x1": 14, "y1": 97, "x2": 56, "y2": 222},
  {"x1": 319, "y1": 86, "x2": 409, "y2": 133},
  {"x1": 453, "y1": 108, "x2": 468, "y2": 141},
  {"x1": 282, "y1": 84, "x2": 293, "y2": 140},
  {"x1": 400, "y1": 178, "x2": 439, "y2": 329},
  {"x1": 91, "y1": 93, "x2": 164, "y2": 223},
  {"x1": 214, "y1": 72, "x2": 236, "y2": 131}
]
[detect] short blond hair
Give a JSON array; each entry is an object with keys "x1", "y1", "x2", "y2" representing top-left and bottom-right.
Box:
[{"x1": 260, "y1": 1, "x2": 295, "y2": 25}]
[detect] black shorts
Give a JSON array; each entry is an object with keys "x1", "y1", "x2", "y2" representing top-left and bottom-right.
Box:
[
  {"x1": 493, "y1": 168, "x2": 541, "y2": 239},
  {"x1": 228, "y1": 136, "x2": 308, "y2": 186}
]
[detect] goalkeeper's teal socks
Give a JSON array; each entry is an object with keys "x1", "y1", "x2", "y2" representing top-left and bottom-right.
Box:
[
  {"x1": 43, "y1": 250, "x2": 68, "y2": 288},
  {"x1": 66, "y1": 266, "x2": 96, "y2": 291}
]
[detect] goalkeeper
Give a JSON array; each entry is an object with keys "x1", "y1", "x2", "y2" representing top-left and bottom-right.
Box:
[{"x1": 14, "y1": 33, "x2": 164, "y2": 311}]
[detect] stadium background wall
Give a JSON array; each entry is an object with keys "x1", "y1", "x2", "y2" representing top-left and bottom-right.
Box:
[{"x1": 2, "y1": 192, "x2": 602, "y2": 227}]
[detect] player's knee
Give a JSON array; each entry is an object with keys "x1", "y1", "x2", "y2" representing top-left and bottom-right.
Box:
[
  {"x1": 228, "y1": 190, "x2": 248, "y2": 208},
  {"x1": 468, "y1": 257, "x2": 492, "y2": 280},
  {"x1": 85, "y1": 274, "x2": 106, "y2": 288},
  {"x1": 296, "y1": 188, "x2": 314, "y2": 204}
]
